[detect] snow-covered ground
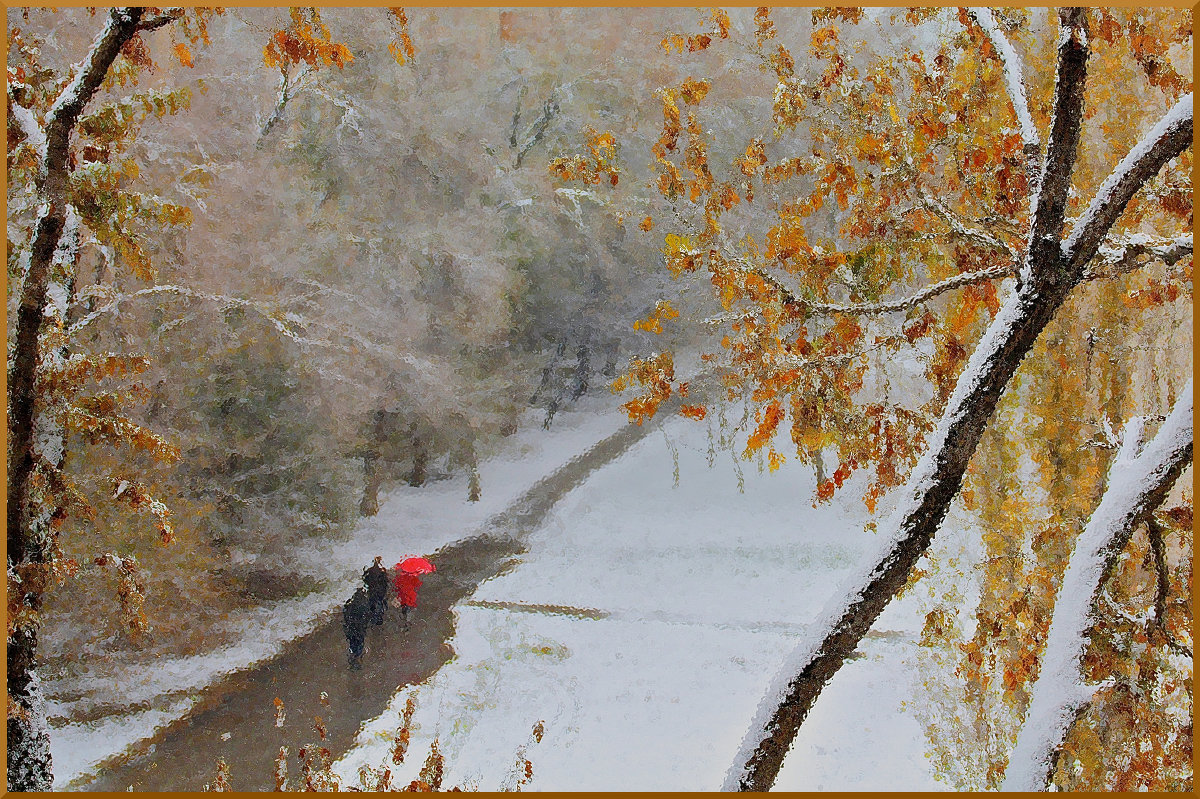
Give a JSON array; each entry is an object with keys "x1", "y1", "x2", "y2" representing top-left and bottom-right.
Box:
[
  {"x1": 332, "y1": 411, "x2": 982, "y2": 791},
  {"x1": 52, "y1": 393, "x2": 984, "y2": 790},
  {"x1": 49, "y1": 397, "x2": 629, "y2": 788}
]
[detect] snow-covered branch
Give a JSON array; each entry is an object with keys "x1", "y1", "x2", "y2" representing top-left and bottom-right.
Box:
[
  {"x1": 917, "y1": 190, "x2": 1020, "y2": 260},
  {"x1": 740, "y1": 258, "x2": 1016, "y2": 317},
  {"x1": 1088, "y1": 233, "x2": 1192, "y2": 279},
  {"x1": 725, "y1": 15, "x2": 1105, "y2": 789},
  {"x1": 1065, "y1": 94, "x2": 1193, "y2": 276},
  {"x1": 1002, "y1": 382, "x2": 1193, "y2": 791},
  {"x1": 259, "y1": 65, "x2": 312, "y2": 142},
  {"x1": 67, "y1": 283, "x2": 450, "y2": 396},
  {"x1": 10, "y1": 7, "x2": 147, "y2": 572},
  {"x1": 44, "y1": 9, "x2": 145, "y2": 180},
  {"x1": 968, "y1": 8, "x2": 1039, "y2": 161},
  {"x1": 68, "y1": 284, "x2": 329, "y2": 349}
]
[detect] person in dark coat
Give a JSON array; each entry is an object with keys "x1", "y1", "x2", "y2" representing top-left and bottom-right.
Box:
[
  {"x1": 342, "y1": 586, "x2": 370, "y2": 670},
  {"x1": 363, "y1": 556, "x2": 389, "y2": 626}
]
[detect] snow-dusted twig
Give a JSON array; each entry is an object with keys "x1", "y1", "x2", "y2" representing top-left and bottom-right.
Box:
[
  {"x1": 736, "y1": 257, "x2": 1016, "y2": 317},
  {"x1": 67, "y1": 282, "x2": 451, "y2": 396},
  {"x1": 917, "y1": 189, "x2": 1020, "y2": 260},
  {"x1": 1002, "y1": 383, "x2": 1192, "y2": 791},
  {"x1": 68, "y1": 283, "x2": 330, "y2": 348},
  {"x1": 968, "y1": 9, "x2": 1039, "y2": 163},
  {"x1": 259, "y1": 64, "x2": 312, "y2": 142},
  {"x1": 137, "y1": 8, "x2": 185, "y2": 32}
]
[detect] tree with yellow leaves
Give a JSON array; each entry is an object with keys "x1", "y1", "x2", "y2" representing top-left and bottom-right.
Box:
[{"x1": 556, "y1": 7, "x2": 1191, "y2": 790}]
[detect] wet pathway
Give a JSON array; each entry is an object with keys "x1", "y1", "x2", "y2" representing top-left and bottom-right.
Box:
[{"x1": 72, "y1": 412, "x2": 663, "y2": 791}]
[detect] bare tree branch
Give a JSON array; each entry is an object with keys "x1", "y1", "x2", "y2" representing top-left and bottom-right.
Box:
[
  {"x1": 1089, "y1": 232, "x2": 1192, "y2": 279},
  {"x1": 742, "y1": 259, "x2": 1016, "y2": 317},
  {"x1": 1003, "y1": 384, "x2": 1193, "y2": 791},
  {"x1": 515, "y1": 91, "x2": 560, "y2": 168},
  {"x1": 259, "y1": 66, "x2": 307, "y2": 143},
  {"x1": 917, "y1": 189, "x2": 1020, "y2": 260}
]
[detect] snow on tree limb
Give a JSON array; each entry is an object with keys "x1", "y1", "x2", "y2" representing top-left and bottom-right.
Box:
[
  {"x1": 723, "y1": 251, "x2": 1066, "y2": 790},
  {"x1": 0, "y1": 12, "x2": 145, "y2": 783},
  {"x1": 917, "y1": 189, "x2": 1019, "y2": 259},
  {"x1": 968, "y1": 8, "x2": 1039, "y2": 158},
  {"x1": 6, "y1": 84, "x2": 47, "y2": 162},
  {"x1": 1089, "y1": 233, "x2": 1192, "y2": 279},
  {"x1": 137, "y1": 8, "x2": 186, "y2": 32},
  {"x1": 1065, "y1": 93, "x2": 1194, "y2": 276},
  {"x1": 44, "y1": 9, "x2": 145, "y2": 182},
  {"x1": 1002, "y1": 382, "x2": 1193, "y2": 792},
  {"x1": 66, "y1": 284, "x2": 453, "y2": 399}
]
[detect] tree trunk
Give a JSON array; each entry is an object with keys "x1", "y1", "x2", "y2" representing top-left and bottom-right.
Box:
[
  {"x1": 360, "y1": 410, "x2": 388, "y2": 515},
  {"x1": 7, "y1": 628, "x2": 52, "y2": 791},
  {"x1": 811, "y1": 448, "x2": 826, "y2": 488},
  {"x1": 571, "y1": 344, "x2": 590, "y2": 400},
  {"x1": 727, "y1": 17, "x2": 1192, "y2": 790},
  {"x1": 360, "y1": 454, "x2": 382, "y2": 516},
  {"x1": 408, "y1": 432, "x2": 429, "y2": 487},
  {"x1": 602, "y1": 337, "x2": 619, "y2": 378},
  {"x1": 467, "y1": 442, "x2": 481, "y2": 502},
  {"x1": 729, "y1": 264, "x2": 1080, "y2": 790},
  {"x1": 6, "y1": 11, "x2": 148, "y2": 791}
]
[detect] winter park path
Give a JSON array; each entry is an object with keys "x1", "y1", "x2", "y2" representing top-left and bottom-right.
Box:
[{"x1": 71, "y1": 412, "x2": 666, "y2": 792}]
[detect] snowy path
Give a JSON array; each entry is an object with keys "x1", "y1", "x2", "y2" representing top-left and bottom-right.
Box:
[{"x1": 67, "y1": 401, "x2": 669, "y2": 791}]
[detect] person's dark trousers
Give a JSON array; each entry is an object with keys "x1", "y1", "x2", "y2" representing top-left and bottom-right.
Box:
[
  {"x1": 369, "y1": 595, "x2": 386, "y2": 625},
  {"x1": 347, "y1": 635, "x2": 365, "y2": 669}
]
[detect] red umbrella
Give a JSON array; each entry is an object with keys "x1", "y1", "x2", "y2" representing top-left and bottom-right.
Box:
[{"x1": 396, "y1": 556, "x2": 436, "y2": 575}]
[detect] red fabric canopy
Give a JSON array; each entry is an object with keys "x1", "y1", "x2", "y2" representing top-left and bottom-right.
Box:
[{"x1": 396, "y1": 556, "x2": 435, "y2": 575}]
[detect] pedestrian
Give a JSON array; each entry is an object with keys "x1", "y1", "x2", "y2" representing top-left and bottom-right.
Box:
[
  {"x1": 393, "y1": 571, "x2": 421, "y2": 629},
  {"x1": 363, "y1": 556, "x2": 389, "y2": 625},
  {"x1": 342, "y1": 586, "x2": 370, "y2": 670}
]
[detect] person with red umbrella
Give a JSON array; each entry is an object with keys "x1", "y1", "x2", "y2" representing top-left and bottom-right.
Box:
[{"x1": 392, "y1": 556, "x2": 435, "y2": 630}]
